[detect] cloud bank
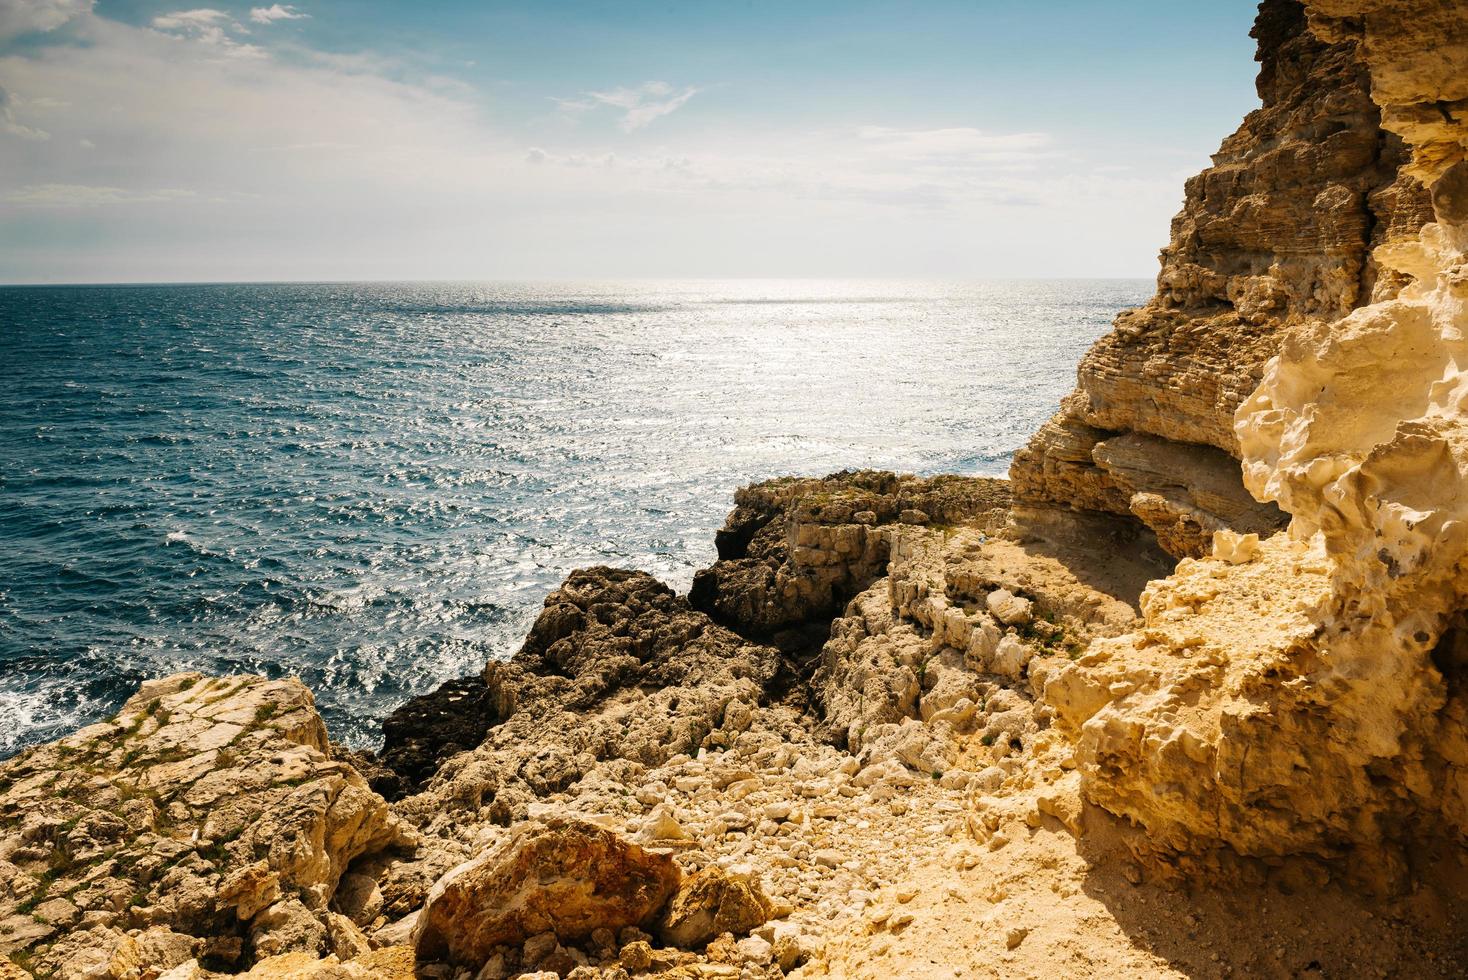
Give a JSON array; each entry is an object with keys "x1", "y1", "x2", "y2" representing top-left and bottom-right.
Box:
[
  {"x1": 0, "y1": 2, "x2": 1192, "y2": 282},
  {"x1": 0, "y1": 0, "x2": 91, "y2": 42}
]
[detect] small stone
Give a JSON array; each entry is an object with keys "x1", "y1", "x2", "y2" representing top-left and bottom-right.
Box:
[
  {"x1": 736, "y1": 934, "x2": 774, "y2": 964},
  {"x1": 637, "y1": 804, "x2": 688, "y2": 842},
  {"x1": 540, "y1": 947, "x2": 577, "y2": 976},
  {"x1": 813, "y1": 850, "x2": 843, "y2": 869},
  {"x1": 619, "y1": 940, "x2": 654, "y2": 971},
  {"x1": 773, "y1": 934, "x2": 803, "y2": 971},
  {"x1": 1005, "y1": 926, "x2": 1029, "y2": 950},
  {"x1": 474, "y1": 953, "x2": 509, "y2": 980},
  {"x1": 523, "y1": 931, "x2": 558, "y2": 964},
  {"x1": 985, "y1": 589, "x2": 1033, "y2": 626}
]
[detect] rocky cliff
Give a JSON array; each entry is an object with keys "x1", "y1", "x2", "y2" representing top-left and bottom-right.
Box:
[
  {"x1": 1010, "y1": 0, "x2": 1433, "y2": 559},
  {"x1": 5, "y1": 2, "x2": 1468, "y2": 978},
  {"x1": 1039, "y1": 0, "x2": 1468, "y2": 885}
]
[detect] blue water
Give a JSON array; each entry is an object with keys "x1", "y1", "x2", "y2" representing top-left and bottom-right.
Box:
[{"x1": 0, "y1": 279, "x2": 1149, "y2": 756}]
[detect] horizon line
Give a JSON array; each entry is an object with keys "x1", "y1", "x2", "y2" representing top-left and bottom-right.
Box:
[{"x1": 0, "y1": 274, "x2": 1160, "y2": 289}]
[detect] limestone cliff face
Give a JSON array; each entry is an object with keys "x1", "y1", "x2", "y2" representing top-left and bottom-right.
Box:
[
  {"x1": 1039, "y1": 0, "x2": 1468, "y2": 886},
  {"x1": 1305, "y1": 0, "x2": 1468, "y2": 183},
  {"x1": 1010, "y1": 0, "x2": 1433, "y2": 559}
]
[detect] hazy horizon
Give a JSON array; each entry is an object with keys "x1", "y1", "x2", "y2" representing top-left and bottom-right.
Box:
[
  {"x1": 2, "y1": 1, "x2": 1262, "y2": 284},
  {"x1": 1, "y1": 274, "x2": 1157, "y2": 287}
]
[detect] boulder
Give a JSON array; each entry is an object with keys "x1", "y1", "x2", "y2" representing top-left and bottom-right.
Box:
[
  {"x1": 657, "y1": 866, "x2": 773, "y2": 949},
  {"x1": 985, "y1": 589, "x2": 1033, "y2": 627},
  {"x1": 107, "y1": 926, "x2": 200, "y2": 980},
  {"x1": 250, "y1": 897, "x2": 327, "y2": 959},
  {"x1": 413, "y1": 818, "x2": 681, "y2": 966}
]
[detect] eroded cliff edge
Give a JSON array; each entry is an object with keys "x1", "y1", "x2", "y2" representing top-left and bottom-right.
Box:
[
  {"x1": 5, "y1": 2, "x2": 1468, "y2": 978},
  {"x1": 1038, "y1": 0, "x2": 1468, "y2": 884},
  {"x1": 1011, "y1": 0, "x2": 1433, "y2": 559}
]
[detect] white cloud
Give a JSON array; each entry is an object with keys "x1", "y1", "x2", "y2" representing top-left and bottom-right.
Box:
[
  {"x1": 151, "y1": 8, "x2": 262, "y2": 55},
  {"x1": 0, "y1": 10, "x2": 506, "y2": 220},
  {"x1": 562, "y1": 80, "x2": 699, "y2": 132},
  {"x1": 0, "y1": 84, "x2": 48, "y2": 139},
  {"x1": 517, "y1": 123, "x2": 1060, "y2": 210},
  {"x1": 151, "y1": 8, "x2": 229, "y2": 31},
  {"x1": 250, "y1": 5, "x2": 307, "y2": 26},
  {"x1": 857, "y1": 126, "x2": 1054, "y2": 164},
  {"x1": 0, "y1": 0, "x2": 92, "y2": 43}
]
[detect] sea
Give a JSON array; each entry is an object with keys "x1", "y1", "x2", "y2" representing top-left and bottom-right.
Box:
[{"x1": 0, "y1": 279, "x2": 1150, "y2": 757}]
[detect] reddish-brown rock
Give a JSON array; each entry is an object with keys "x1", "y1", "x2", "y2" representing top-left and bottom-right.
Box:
[{"x1": 412, "y1": 818, "x2": 681, "y2": 966}]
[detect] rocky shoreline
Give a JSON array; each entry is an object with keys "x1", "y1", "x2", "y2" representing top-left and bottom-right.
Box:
[{"x1": 7, "y1": 1, "x2": 1468, "y2": 977}]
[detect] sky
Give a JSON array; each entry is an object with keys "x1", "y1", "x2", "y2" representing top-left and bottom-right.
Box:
[{"x1": 0, "y1": 0, "x2": 1263, "y2": 283}]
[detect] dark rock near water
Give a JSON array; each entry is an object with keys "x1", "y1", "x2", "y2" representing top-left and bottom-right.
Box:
[
  {"x1": 372, "y1": 472, "x2": 1012, "y2": 803},
  {"x1": 689, "y1": 471, "x2": 1011, "y2": 638},
  {"x1": 366, "y1": 677, "x2": 511, "y2": 800},
  {"x1": 390, "y1": 566, "x2": 784, "y2": 824}
]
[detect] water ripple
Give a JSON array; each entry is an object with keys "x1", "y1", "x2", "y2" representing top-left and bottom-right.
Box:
[{"x1": 0, "y1": 279, "x2": 1148, "y2": 756}]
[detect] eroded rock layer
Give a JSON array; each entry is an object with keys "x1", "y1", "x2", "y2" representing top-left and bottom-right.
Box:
[
  {"x1": 1010, "y1": 0, "x2": 1433, "y2": 558},
  {"x1": 0, "y1": 675, "x2": 413, "y2": 978},
  {"x1": 1037, "y1": 0, "x2": 1468, "y2": 889},
  {"x1": 688, "y1": 472, "x2": 1010, "y2": 641}
]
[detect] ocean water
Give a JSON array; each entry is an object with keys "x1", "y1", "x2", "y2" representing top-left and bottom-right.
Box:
[{"x1": 0, "y1": 279, "x2": 1149, "y2": 756}]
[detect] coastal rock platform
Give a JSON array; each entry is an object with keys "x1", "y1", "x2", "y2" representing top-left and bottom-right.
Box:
[{"x1": 8, "y1": 0, "x2": 1468, "y2": 977}]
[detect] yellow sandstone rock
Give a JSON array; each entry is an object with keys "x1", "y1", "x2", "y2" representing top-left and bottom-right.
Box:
[{"x1": 1042, "y1": 0, "x2": 1468, "y2": 886}]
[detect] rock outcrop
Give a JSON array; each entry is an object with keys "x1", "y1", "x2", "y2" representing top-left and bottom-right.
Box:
[
  {"x1": 1034, "y1": 0, "x2": 1468, "y2": 888},
  {"x1": 391, "y1": 567, "x2": 783, "y2": 830},
  {"x1": 812, "y1": 525, "x2": 1145, "y2": 753},
  {"x1": 378, "y1": 473, "x2": 1012, "y2": 813},
  {"x1": 0, "y1": 674, "x2": 413, "y2": 978},
  {"x1": 1304, "y1": 0, "x2": 1468, "y2": 184},
  {"x1": 688, "y1": 472, "x2": 1010, "y2": 642},
  {"x1": 1010, "y1": 0, "x2": 1432, "y2": 558}
]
